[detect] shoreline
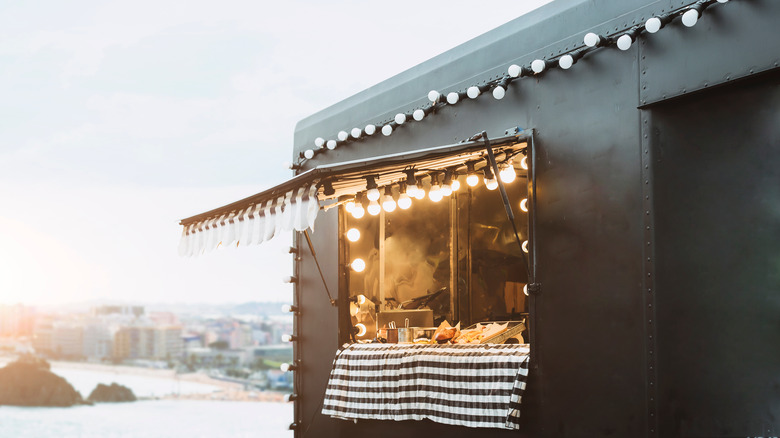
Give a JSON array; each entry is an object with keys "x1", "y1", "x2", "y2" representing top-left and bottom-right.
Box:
[{"x1": 1, "y1": 358, "x2": 286, "y2": 403}]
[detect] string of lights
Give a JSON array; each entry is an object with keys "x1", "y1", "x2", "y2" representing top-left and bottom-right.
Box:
[{"x1": 292, "y1": 0, "x2": 731, "y2": 167}]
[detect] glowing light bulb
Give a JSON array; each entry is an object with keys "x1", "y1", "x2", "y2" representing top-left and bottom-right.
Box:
[
  {"x1": 428, "y1": 184, "x2": 442, "y2": 202},
  {"x1": 356, "y1": 294, "x2": 366, "y2": 305},
  {"x1": 366, "y1": 188, "x2": 380, "y2": 202},
  {"x1": 351, "y1": 258, "x2": 366, "y2": 272},
  {"x1": 645, "y1": 17, "x2": 662, "y2": 34},
  {"x1": 364, "y1": 124, "x2": 376, "y2": 135},
  {"x1": 447, "y1": 92, "x2": 459, "y2": 104},
  {"x1": 352, "y1": 204, "x2": 365, "y2": 219},
  {"x1": 351, "y1": 128, "x2": 362, "y2": 139},
  {"x1": 522, "y1": 240, "x2": 529, "y2": 253},
  {"x1": 413, "y1": 109, "x2": 425, "y2": 121},
  {"x1": 499, "y1": 163, "x2": 516, "y2": 183},
  {"x1": 427, "y1": 90, "x2": 440, "y2": 102},
  {"x1": 485, "y1": 177, "x2": 498, "y2": 191},
  {"x1": 508, "y1": 64, "x2": 522, "y2": 78},
  {"x1": 559, "y1": 55, "x2": 574, "y2": 70},
  {"x1": 617, "y1": 34, "x2": 633, "y2": 51},
  {"x1": 451, "y1": 179, "x2": 460, "y2": 191},
  {"x1": 382, "y1": 125, "x2": 393, "y2": 136},
  {"x1": 350, "y1": 302, "x2": 359, "y2": 316},
  {"x1": 344, "y1": 200, "x2": 355, "y2": 213},
  {"x1": 440, "y1": 183, "x2": 452, "y2": 196},
  {"x1": 382, "y1": 189, "x2": 396, "y2": 212},
  {"x1": 682, "y1": 9, "x2": 699, "y2": 27},
  {"x1": 304, "y1": 149, "x2": 314, "y2": 159},
  {"x1": 338, "y1": 130, "x2": 348, "y2": 141},
  {"x1": 406, "y1": 183, "x2": 419, "y2": 198},
  {"x1": 492, "y1": 86, "x2": 506, "y2": 100},
  {"x1": 466, "y1": 173, "x2": 480, "y2": 187},
  {"x1": 413, "y1": 187, "x2": 426, "y2": 200},
  {"x1": 394, "y1": 113, "x2": 406, "y2": 125},
  {"x1": 467, "y1": 86, "x2": 480, "y2": 99},
  {"x1": 355, "y1": 323, "x2": 367, "y2": 337},
  {"x1": 398, "y1": 193, "x2": 412, "y2": 209},
  {"x1": 531, "y1": 59, "x2": 546, "y2": 74},
  {"x1": 520, "y1": 156, "x2": 528, "y2": 170},
  {"x1": 367, "y1": 200, "x2": 381, "y2": 216},
  {"x1": 523, "y1": 284, "x2": 529, "y2": 296},
  {"x1": 520, "y1": 198, "x2": 528, "y2": 212},
  {"x1": 326, "y1": 140, "x2": 337, "y2": 150},
  {"x1": 346, "y1": 228, "x2": 360, "y2": 242},
  {"x1": 314, "y1": 137, "x2": 325, "y2": 148},
  {"x1": 583, "y1": 32, "x2": 601, "y2": 47}
]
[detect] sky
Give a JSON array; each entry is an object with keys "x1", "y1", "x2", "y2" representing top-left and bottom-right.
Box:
[{"x1": 0, "y1": 0, "x2": 553, "y2": 306}]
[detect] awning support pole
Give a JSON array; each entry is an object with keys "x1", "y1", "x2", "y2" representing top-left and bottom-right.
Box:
[
  {"x1": 303, "y1": 229, "x2": 337, "y2": 306},
  {"x1": 482, "y1": 131, "x2": 532, "y2": 282}
]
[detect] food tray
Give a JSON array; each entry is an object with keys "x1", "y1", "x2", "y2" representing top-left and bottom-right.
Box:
[{"x1": 465, "y1": 320, "x2": 526, "y2": 344}]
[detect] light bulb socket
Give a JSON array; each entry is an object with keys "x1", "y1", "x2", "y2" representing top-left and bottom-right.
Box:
[
  {"x1": 283, "y1": 276, "x2": 298, "y2": 284},
  {"x1": 508, "y1": 64, "x2": 530, "y2": 78},
  {"x1": 284, "y1": 394, "x2": 298, "y2": 403},
  {"x1": 404, "y1": 169, "x2": 417, "y2": 186},
  {"x1": 281, "y1": 334, "x2": 297, "y2": 342},
  {"x1": 288, "y1": 246, "x2": 299, "y2": 254},
  {"x1": 531, "y1": 59, "x2": 555, "y2": 74},
  {"x1": 288, "y1": 423, "x2": 298, "y2": 430},
  {"x1": 281, "y1": 304, "x2": 299, "y2": 313},
  {"x1": 321, "y1": 180, "x2": 335, "y2": 197},
  {"x1": 365, "y1": 175, "x2": 378, "y2": 191},
  {"x1": 280, "y1": 361, "x2": 299, "y2": 372},
  {"x1": 583, "y1": 32, "x2": 609, "y2": 48}
]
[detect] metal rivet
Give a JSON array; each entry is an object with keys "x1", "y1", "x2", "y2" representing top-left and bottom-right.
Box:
[
  {"x1": 646, "y1": 210, "x2": 650, "y2": 214},
  {"x1": 644, "y1": 134, "x2": 648, "y2": 138}
]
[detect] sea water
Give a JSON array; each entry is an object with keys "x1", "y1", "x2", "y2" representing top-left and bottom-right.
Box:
[{"x1": 0, "y1": 367, "x2": 294, "y2": 438}]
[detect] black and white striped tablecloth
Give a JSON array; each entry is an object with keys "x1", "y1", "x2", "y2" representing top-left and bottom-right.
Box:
[{"x1": 322, "y1": 343, "x2": 530, "y2": 430}]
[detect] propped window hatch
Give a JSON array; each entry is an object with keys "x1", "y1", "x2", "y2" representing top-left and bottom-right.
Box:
[{"x1": 178, "y1": 132, "x2": 530, "y2": 257}]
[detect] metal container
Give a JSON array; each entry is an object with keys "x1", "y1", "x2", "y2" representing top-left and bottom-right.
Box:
[{"x1": 397, "y1": 327, "x2": 414, "y2": 343}]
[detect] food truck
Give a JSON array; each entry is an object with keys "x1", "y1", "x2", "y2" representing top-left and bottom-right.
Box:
[{"x1": 178, "y1": 0, "x2": 780, "y2": 436}]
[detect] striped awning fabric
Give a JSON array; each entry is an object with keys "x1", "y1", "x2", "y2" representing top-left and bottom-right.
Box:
[
  {"x1": 177, "y1": 184, "x2": 318, "y2": 256},
  {"x1": 322, "y1": 343, "x2": 530, "y2": 430}
]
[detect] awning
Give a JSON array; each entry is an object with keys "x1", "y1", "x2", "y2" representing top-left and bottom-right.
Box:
[{"x1": 178, "y1": 132, "x2": 529, "y2": 256}]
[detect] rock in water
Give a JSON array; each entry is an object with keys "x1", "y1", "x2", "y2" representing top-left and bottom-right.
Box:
[
  {"x1": 0, "y1": 357, "x2": 84, "y2": 407},
  {"x1": 88, "y1": 383, "x2": 137, "y2": 403}
]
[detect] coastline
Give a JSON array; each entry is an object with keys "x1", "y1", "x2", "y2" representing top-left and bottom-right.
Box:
[{"x1": 0, "y1": 358, "x2": 285, "y2": 403}]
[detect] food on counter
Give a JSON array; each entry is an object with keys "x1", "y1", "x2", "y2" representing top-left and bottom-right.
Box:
[
  {"x1": 430, "y1": 321, "x2": 460, "y2": 344},
  {"x1": 455, "y1": 322, "x2": 509, "y2": 344}
]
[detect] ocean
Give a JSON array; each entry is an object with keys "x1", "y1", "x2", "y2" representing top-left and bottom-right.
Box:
[{"x1": 0, "y1": 366, "x2": 294, "y2": 438}]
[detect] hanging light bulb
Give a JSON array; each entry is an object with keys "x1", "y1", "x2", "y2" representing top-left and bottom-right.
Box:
[
  {"x1": 440, "y1": 171, "x2": 453, "y2": 196},
  {"x1": 467, "y1": 86, "x2": 481, "y2": 99},
  {"x1": 427, "y1": 90, "x2": 441, "y2": 103},
  {"x1": 428, "y1": 174, "x2": 443, "y2": 202},
  {"x1": 413, "y1": 109, "x2": 425, "y2": 121},
  {"x1": 351, "y1": 258, "x2": 366, "y2": 272},
  {"x1": 303, "y1": 149, "x2": 315, "y2": 159},
  {"x1": 344, "y1": 199, "x2": 355, "y2": 213},
  {"x1": 365, "y1": 176, "x2": 380, "y2": 201},
  {"x1": 507, "y1": 64, "x2": 526, "y2": 78},
  {"x1": 682, "y1": 7, "x2": 701, "y2": 27},
  {"x1": 314, "y1": 137, "x2": 325, "y2": 148},
  {"x1": 403, "y1": 170, "x2": 419, "y2": 198},
  {"x1": 446, "y1": 92, "x2": 460, "y2": 105},
  {"x1": 492, "y1": 78, "x2": 509, "y2": 100},
  {"x1": 466, "y1": 162, "x2": 480, "y2": 187},
  {"x1": 326, "y1": 140, "x2": 337, "y2": 150},
  {"x1": 350, "y1": 302, "x2": 360, "y2": 316},
  {"x1": 645, "y1": 16, "x2": 665, "y2": 34},
  {"x1": 522, "y1": 240, "x2": 529, "y2": 253},
  {"x1": 346, "y1": 228, "x2": 360, "y2": 242},
  {"x1": 351, "y1": 128, "x2": 362, "y2": 139},
  {"x1": 367, "y1": 199, "x2": 381, "y2": 216},
  {"x1": 484, "y1": 167, "x2": 498, "y2": 190},
  {"x1": 394, "y1": 113, "x2": 406, "y2": 125},
  {"x1": 531, "y1": 59, "x2": 548, "y2": 74},
  {"x1": 398, "y1": 183, "x2": 412, "y2": 210},
  {"x1": 520, "y1": 156, "x2": 529, "y2": 170},
  {"x1": 413, "y1": 187, "x2": 425, "y2": 200},
  {"x1": 382, "y1": 124, "x2": 393, "y2": 136},
  {"x1": 364, "y1": 124, "x2": 376, "y2": 136},
  {"x1": 520, "y1": 198, "x2": 528, "y2": 212},
  {"x1": 583, "y1": 32, "x2": 605, "y2": 48},
  {"x1": 381, "y1": 186, "x2": 396, "y2": 212},
  {"x1": 499, "y1": 162, "x2": 517, "y2": 183},
  {"x1": 338, "y1": 131, "x2": 349, "y2": 141},
  {"x1": 352, "y1": 194, "x2": 365, "y2": 219},
  {"x1": 451, "y1": 178, "x2": 460, "y2": 192}
]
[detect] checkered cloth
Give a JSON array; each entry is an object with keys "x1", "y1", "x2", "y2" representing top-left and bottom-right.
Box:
[{"x1": 322, "y1": 343, "x2": 530, "y2": 429}]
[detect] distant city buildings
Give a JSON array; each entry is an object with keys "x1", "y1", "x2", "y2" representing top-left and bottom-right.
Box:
[{"x1": 1, "y1": 303, "x2": 292, "y2": 369}]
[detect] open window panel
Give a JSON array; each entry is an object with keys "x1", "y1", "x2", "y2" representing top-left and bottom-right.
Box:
[{"x1": 335, "y1": 139, "x2": 534, "y2": 345}]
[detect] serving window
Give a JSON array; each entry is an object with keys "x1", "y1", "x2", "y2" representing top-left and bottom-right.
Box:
[{"x1": 336, "y1": 141, "x2": 532, "y2": 343}]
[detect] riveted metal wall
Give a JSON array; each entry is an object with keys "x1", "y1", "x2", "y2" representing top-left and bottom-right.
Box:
[
  {"x1": 295, "y1": 207, "x2": 341, "y2": 438},
  {"x1": 649, "y1": 70, "x2": 780, "y2": 438}
]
